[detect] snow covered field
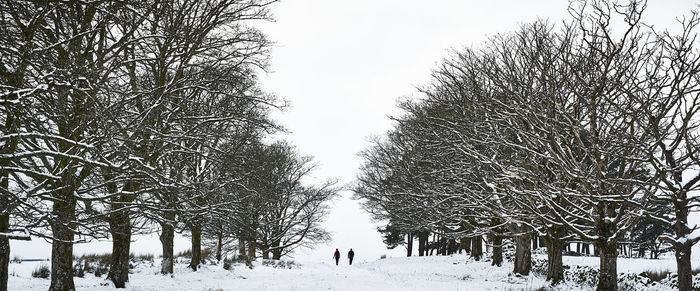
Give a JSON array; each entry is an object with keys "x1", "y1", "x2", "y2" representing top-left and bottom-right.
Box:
[{"x1": 6, "y1": 255, "x2": 684, "y2": 291}]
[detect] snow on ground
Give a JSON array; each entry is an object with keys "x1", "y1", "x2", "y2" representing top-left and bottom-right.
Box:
[
  {"x1": 9, "y1": 255, "x2": 579, "y2": 291},
  {"x1": 558, "y1": 255, "x2": 679, "y2": 274}
]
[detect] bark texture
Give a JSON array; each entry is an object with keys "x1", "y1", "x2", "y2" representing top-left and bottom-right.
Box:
[
  {"x1": 675, "y1": 242, "x2": 692, "y2": 291},
  {"x1": 461, "y1": 237, "x2": 471, "y2": 254},
  {"x1": 247, "y1": 239, "x2": 256, "y2": 259},
  {"x1": 216, "y1": 232, "x2": 223, "y2": 262},
  {"x1": 159, "y1": 221, "x2": 174, "y2": 274},
  {"x1": 238, "y1": 235, "x2": 246, "y2": 258},
  {"x1": 545, "y1": 236, "x2": 564, "y2": 284},
  {"x1": 418, "y1": 231, "x2": 428, "y2": 256},
  {"x1": 596, "y1": 241, "x2": 618, "y2": 291},
  {"x1": 674, "y1": 189, "x2": 693, "y2": 291},
  {"x1": 471, "y1": 236, "x2": 482, "y2": 261},
  {"x1": 513, "y1": 233, "x2": 532, "y2": 276},
  {"x1": 49, "y1": 192, "x2": 76, "y2": 291},
  {"x1": 490, "y1": 235, "x2": 503, "y2": 267},
  {"x1": 0, "y1": 214, "x2": 9, "y2": 291},
  {"x1": 272, "y1": 249, "x2": 282, "y2": 260},
  {"x1": 189, "y1": 226, "x2": 202, "y2": 271},
  {"x1": 108, "y1": 200, "x2": 132, "y2": 288}
]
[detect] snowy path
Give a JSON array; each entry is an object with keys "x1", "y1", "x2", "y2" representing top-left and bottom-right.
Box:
[
  {"x1": 9, "y1": 255, "x2": 556, "y2": 291},
  {"x1": 10, "y1": 255, "x2": 683, "y2": 290}
]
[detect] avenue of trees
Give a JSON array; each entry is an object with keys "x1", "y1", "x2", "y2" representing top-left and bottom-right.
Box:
[
  {"x1": 354, "y1": 1, "x2": 700, "y2": 290},
  {"x1": 0, "y1": 1, "x2": 337, "y2": 291}
]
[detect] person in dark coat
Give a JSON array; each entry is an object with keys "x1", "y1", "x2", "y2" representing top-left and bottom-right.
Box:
[
  {"x1": 333, "y1": 248, "x2": 341, "y2": 265},
  {"x1": 348, "y1": 248, "x2": 355, "y2": 265}
]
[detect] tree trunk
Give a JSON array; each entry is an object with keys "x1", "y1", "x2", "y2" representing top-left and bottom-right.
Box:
[
  {"x1": 418, "y1": 231, "x2": 427, "y2": 256},
  {"x1": 673, "y1": 191, "x2": 693, "y2": 291},
  {"x1": 596, "y1": 241, "x2": 618, "y2": 291},
  {"x1": 462, "y1": 237, "x2": 471, "y2": 254},
  {"x1": 0, "y1": 214, "x2": 9, "y2": 291},
  {"x1": 216, "y1": 232, "x2": 223, "y2": 262},
  {"x1": 1, "y1": 69, "x2": 22, "y2": 291},
  {"x1": 675, "y1": 242, "x2": 692, "y2": 291},
  {"x1": 471, "y1": 236, "x2": 482, "y2": 261},
  {"x1": 491, "y1": 235, "x2": 503, "y2": 267},
  {"x1": 107, "y1": 202, "x2": 132, "y2": 288},
  {"x1": 238, "y1": 235, "x2": 246, "y2": 258},
  {"x1": 440, "y1": 237, "x2": 447, "y2": 256},
  {"x1": 532, "y1": 234, "x2": 539, "y2": 249},
  {"x1": 513, "y1": 233, "x2": 532, "y2": 276},
  {"x1": 159, "y1": 221, "x2": 174, "y2": 275},
  {"x1": 270, "y1": 239, "x2": 281, "y2": 260},
  {"x1": 545, "y1": 236, "x2": 564, "y2": 284},
  {"x1": 406, "y1": 233, "x2": 413, "y2": 257},
  {"x1": 189, "y1": 226, "x2": 202, "y2": 271},
  {"x1": 49, "y1": 194, "x2": 76, "y2": 291},
  {"x1": 247, "y1": 239, "x2": 256, "y2": 259},
  {"x1": 425, "y1": 234, "x2": 435, "y2": 256},
  {"x1": 272, "y1": 249, "x2": 282, "y2": 260},
  {"x1": 262, "y1": 248, "x2": 270, "y2": 260}
]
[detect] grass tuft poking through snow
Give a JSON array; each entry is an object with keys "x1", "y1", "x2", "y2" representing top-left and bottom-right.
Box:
[{"x1": 31, "y1": 264, "x2": 50, "y2": 279}]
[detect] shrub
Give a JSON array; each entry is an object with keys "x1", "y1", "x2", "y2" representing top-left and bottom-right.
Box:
[
  {"x1": 230, "y1": 254, "x2": 248, "y2": 264},
  {"x1": 73, "y1": 261, "x2": 85, "y2": 278},
  {"x1": 175, "y1": 249, "x2": 192, "y2": 258},
  {"x1": 74, "y1": 253, "x2": 111, "y2": 276},
  {"x1": 228, "y1": 254, "x2": 254, "y2": 269},
  {"x1": 531, "y1": 259, "x2": 700, "y2": 290},
  {"x1": 262, "y1": 259, "x2": 299, "y2": 269},
  {"x1": 565, "y1": 265, "x2": 599, "y2": 286},
  {"x1": 174, "y1": 249, "x2": 211, "y2": 265},
  {"x1": 130, "y1": 253, "x2": 155, "y2": 262},
  {"x1": 639, "y1": 269, "x2": 672, "y2": 282},
  {"x1": 32, "y1": 264, "x2": 50, "y2": 279},
  {"x1": 284, "y1": 260, "x2": 300, "y2": 269},
  {"x1": 223, "y1": 258, "x2": 232, "y2": 270},
  {"x1": 531, "y1": 258, "x2": 548, "y2": 276},
  {"x1": 77, "y1": 253, "x2": 111, "y2": 266},
  {"x1": 201, "y1": 248, "x2": 212, "y2": 262},
  {"x1": 94, "y1": 265, "x2": 105, "y2": 277},
  {"x1": 11, "y1": 255, "x2": 22, "y2": 264}
]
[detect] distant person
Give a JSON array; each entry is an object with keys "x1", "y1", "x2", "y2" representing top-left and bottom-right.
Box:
[
  {"x1": 333, "y1": 248, "x2": 341, "y2": 265},
  {"x1": 348, "y1": 248, "x2": 355, "y2": 265}
]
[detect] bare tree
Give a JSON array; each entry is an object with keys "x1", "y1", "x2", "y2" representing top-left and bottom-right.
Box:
[{"x1": 623, "y1": 10, "x2": 700, "y2": 290}]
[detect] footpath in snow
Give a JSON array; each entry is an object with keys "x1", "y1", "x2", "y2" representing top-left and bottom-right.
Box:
[{"x1": 7, "y1": 255, "x2": 682, "y2": 290}]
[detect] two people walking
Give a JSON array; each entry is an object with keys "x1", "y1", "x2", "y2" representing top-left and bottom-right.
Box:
[{"x1": 333, "y1": 248, "x2": 355, "y2": 265}]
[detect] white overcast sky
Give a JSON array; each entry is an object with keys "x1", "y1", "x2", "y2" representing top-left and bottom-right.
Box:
[
  {"x1": 259, "y1": 0, "x2": 695, "y2": 187},
  {"x1": 10, "y1": 0, "x2": 700, "y2": 264},
  {"x1": 256, "y1": 0, "x2": 699, "y2": 263}
]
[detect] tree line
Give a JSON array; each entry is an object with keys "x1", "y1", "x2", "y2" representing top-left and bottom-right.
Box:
[
  {"x1": 354, "y1": 1, "x2": 700, "y2": 290},
  {"x1": 0, "y1": 1, "x2": 337, "y2": 291}
]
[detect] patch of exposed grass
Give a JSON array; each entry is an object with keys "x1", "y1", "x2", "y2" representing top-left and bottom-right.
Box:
[{"x1": 31, "y1": 264, "x2": 50, "y2": 279}]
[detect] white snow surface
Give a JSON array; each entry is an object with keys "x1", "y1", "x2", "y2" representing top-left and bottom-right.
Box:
[
  {"x1": 8, "y1": 254, "x2": 687, "y2": 291},
  {"x1": 9, "y1": 255, "x2": 570, "y2": 291}
]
